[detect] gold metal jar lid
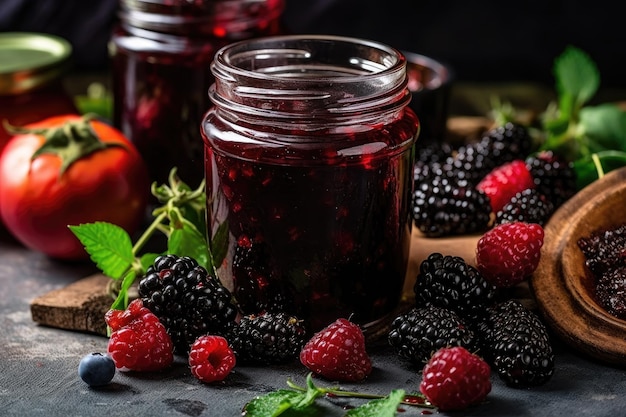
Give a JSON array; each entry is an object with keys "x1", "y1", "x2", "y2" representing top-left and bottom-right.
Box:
[{"x1": 0, "y1": 32, "x2": 72, "y2": 95}]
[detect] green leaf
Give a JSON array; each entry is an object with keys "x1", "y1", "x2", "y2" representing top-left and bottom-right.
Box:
[
  {"x1": 345, "y1": 389, "x2": 406, "y2": 417},
  {"x1": 242, "y1": 389, "x2": 308, "y2": 417},
  {"x1": 574, "y1": 150, "x2": 626, "y2": 189},
  {"x1": 69, "y1": 222, "x2": 134, "y2": 279},
  {"x1": 579, "y1": 104, "x2": 626, "y2": 153},
  {"x1": 140, "y1": 252, "x2": 161, "y2": 271},
  {"x1": 110, "y1": 269, "x2": 137, "y2": 311},
  {"x1": 210, "y1": 220, "x2": 229, "y2": 270},
  {"x1": 293, "y1": 374, "x2": 324, "y2": 410},
  {"x1": 554, "y1": 46, "x2": 600, "y2": 108},
  {"x1": 168, "y1": 223, "x2": 211, "y2": 271}
]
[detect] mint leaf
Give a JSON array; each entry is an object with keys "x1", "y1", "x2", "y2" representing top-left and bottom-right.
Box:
[
  {"x1": 579, "y1": 104, "x2": 626, "y2": 153},
  {"x1": 345, "y1": 389, "x2": 406, "y2": 417},
  {"x1": 168, "y1": 223, "x2": 211, "y2": 271},
  {"x1": 293, "y1": 374, "x2": 324, "y2": 410},
  {"x1": 110, "y1": 269, "x2": 136, "y2": 310},
  {"x1": 69, "y1": 222, "x2": 134, "y2": 279},
  {"x1": 554, "y1": 46, "x2": 600, "y2": 108},
  {"x1": 242, "y1": 389, "x2": 308, "y2": 417}
]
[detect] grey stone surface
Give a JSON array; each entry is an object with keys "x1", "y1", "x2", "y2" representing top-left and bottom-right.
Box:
[{"x1": 2, "y1": 230, "x2": 626, "y2": 417}]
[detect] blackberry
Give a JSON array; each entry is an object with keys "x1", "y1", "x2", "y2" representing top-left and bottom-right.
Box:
[
  {"x1": 448, "y1": 141, "x2": 499, "y2": 185},
  {"x1": 412, "y1": 176, "x2": 492, "y2": 237},
  {"x1": 495, "y1": 188, "x2": 555, "y2": 226},
  {"x1": 138, "y1": 254, "x2": 238, "y2": 355},
  {"x1": 414, "y1": 253, "x2": 496, "y2": 322},
  {"x1": 228, "y1": 311, "x2": 308, "y2": 365},
  {"x1": 479, "y1": 122, "x2": 535, "y2": 164},
  {"x1": 232, "y1": 235, "x2": 291, "y2": 315},
  {"x1": 526, "y1": 150, "x2": 577, "y2": 208},
  {"x1": 478, "y1": 300, "x2": 555, "y2": 387},
  {"x1": 388, "y1": 306, "x2": 480, "y2": 365}
]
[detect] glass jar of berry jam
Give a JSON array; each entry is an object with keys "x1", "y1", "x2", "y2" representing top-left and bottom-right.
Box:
[
  {"x1": 202, "y1": 35, "x2": 420, "y2": 335},
  {"x1": 109, "y1": 0, "x2": 284, "y2": 187},
  {"x1": 0, "y1": 32, "x2": 76, "y2": 153}
]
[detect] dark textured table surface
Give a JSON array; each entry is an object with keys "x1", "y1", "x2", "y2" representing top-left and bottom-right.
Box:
[{"x1": 2, "y1": 224, "x2": 626, "y2": 417}]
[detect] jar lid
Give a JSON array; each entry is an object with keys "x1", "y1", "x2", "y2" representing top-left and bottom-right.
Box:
[{"x1": 0, "y1": 32, "x2": 72, "y2": 95}]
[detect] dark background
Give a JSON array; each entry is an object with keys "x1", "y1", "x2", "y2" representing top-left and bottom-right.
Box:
[{"x1": 0, "y1": 0, "x2": 623, "y2": 89}]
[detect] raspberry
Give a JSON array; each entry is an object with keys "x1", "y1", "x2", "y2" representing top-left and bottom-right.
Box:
[
  {"x1": 299, "y1": 318, "x2": 372, "y2": 382},
  {"x1": 138, "y1": 254, "x2": 238, "y2": 354},
  {"x1": 188, "y1": 335, "x2": 236, "y2": 383},
  {"x1": 420, "y1": 346, "x2": 492, "y2": 411},
  {"x1": 476, "y1": 159, "x2": 535, "y2": 213},
  {"x1": 78, "y1": 353, "x2": 116, "y2": 387},
  {"x1": 478, "y1": 300, "x2": 554, "y2": 387},
  {"x1": 388, "y1": 306, "x2": 479, "y2": 365},
  {"x1": 414, "y1": 253, "x2": 496, "y2": 322},
  {"x1": 476, "y1": 222, "x2": 544, "y2": 288},
  {"x1": 228, "y1": 311, "x2": 308, "y2": 365},
  {"x1": 412, "y1": 176, "x2": 492, "y2": 237},
  {"x1": 105, "y1": 299, "x2": 174, "y2": 372}
]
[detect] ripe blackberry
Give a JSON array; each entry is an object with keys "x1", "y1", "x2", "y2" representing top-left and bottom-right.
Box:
[
  {"x1": 478, "y1": 300, "x2": 555, "y2": 388},
  {"x1": 479, "y1": 122, "x2": 535, "y2": 163},
  {"x1": 388, "y1": 306, "x2": 480, "y2": 365},
  {"x1": 412, "y1": 176, "x2": 492, "y2": 237},
  {"x1": 228, "y1": 311, "x2": 308, "y2": 365},
  {"x1": 495, "y1": 188, "x2": 554, "y2": 226},
  {"x1": 414, "y1": 253, "x2": 496, "y2": 322},
  {"x1": 138, "y1": 254, "x2": 238, "y2": 355},
  {"x1": 448, "y1": 141, "x2": 499, "y2": 185},
  {"x1": 525, "y1": 150, "x2": 577, "y2": 208}
]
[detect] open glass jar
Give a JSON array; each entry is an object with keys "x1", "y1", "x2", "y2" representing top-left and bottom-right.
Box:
[
  {"x1": 109, "y1": 0, "x2": 284, "y2": 187},
  {"x1": 202, "y1": 35, "x2": 420, "y2": 334}
]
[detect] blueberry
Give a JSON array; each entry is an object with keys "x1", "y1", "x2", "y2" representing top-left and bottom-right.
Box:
[{"x1": 78, "y1": 352, "x2": 116, "y2": 386}]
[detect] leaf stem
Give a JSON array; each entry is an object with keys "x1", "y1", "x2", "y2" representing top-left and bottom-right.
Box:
[{"x1": 131, "y1": 211, "x2": 168, "y2": 255}]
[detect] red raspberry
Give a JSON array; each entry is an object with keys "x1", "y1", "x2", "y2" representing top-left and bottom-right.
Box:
[
  {"x1": 476, "y1": 159, "x2": 535, "y2": 213},
  {"x1": 476, "y1": 221, "x2": 545, "y2": 288},
  {"x1": 420, "y1": 346, "x2": 491, "y2": 411},
  {"x1": 299, "y1": 318, "x2": 372, "y2": 382},
  {"x1": 105, "y1": 299, "x2": 174, "y2": 372},
  {"x1": 189, "y1": 335, "x2": 236, "y2": 383}
]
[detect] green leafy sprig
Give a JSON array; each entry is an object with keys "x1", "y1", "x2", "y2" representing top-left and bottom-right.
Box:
[
  {"x1": 540, "y1": 45, "x2": 626, "y2": 188},
  {"x1": 69, "y1": 168, "x2": 225, "y2": 311},
  {"x1": 242, "y1": 373, "x2": 434, "y2": 417}
]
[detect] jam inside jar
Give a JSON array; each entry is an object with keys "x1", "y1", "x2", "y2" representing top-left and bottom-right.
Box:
[
  {"x1": 201, "y1": 35, "x2": 420, "y2": 335},
  {"x1": 109, "y1": 0, "x2": 284, "y2": 187}
]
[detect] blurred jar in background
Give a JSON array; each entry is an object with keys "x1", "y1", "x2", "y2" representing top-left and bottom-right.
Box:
[
  {"x1": 109, "y1": 0, "x2": 284, "y2": 187},
  {"x1": 0, "y1": 32, "x2": 76, "y2": 153}
]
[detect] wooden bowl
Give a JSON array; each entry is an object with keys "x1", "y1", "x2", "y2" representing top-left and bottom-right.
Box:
[{"x1": 532, "y1": 166, "x2": 626, "y2": 365}]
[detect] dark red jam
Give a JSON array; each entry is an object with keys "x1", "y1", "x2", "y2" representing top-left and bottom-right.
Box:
[
  {"x1": 109, "y1": 0, "x2": 284, "y2": 187},
  {"x1": 202, "y1": 36, "x2": 419, "y2": 334}
]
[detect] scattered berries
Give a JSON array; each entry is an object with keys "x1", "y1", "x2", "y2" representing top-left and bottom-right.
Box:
[
  {"x1": 414, "y1": 253, "x2": 496, "y2": 322},
  {"x1": 138, "y1": 254, "x2": 238, "y2": 354},
  {"x1": 189, "y1": 335, "x2": 236, "y2": 383},
  {"x1": 478, "y1": 300, "x2": 555, "y2": 387},
  {"x1": 299, "y1": 318, "x2": 372, "y2": 382},
  {"x1": 420, "y1": 346, "x2": 492, "y2": 411},
  {"x1": 388, "y1": 306, "x2": 479, "y2": 365},
  {"x1": 476, "y1": 222, "x2": 545, "y2": 288},
  {"x1": 476, "y1": 159, "x2": 536, "y2": 213},
  {"x1": 105, "y1": 299, "x2": 174, "y2": 372},
  {"x1": 412, "y1": 177, "x2": 492, "y2": 237},
  {"x1": 229, "y1": 312, "x2": 308, "y2": 365},
  {"x1": 78, "y1": 352, "x2": 116, "y2": 387}
]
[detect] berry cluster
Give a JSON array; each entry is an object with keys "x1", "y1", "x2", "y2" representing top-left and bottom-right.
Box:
[{"x1": 413, "y1": 122, "x2": 577, "y2": 237}]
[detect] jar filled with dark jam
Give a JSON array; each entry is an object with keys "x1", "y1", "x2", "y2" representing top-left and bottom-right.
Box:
[
  {"x1": 109, "y1": 0, "x2": 284, "y2": 187},
  {"x1": 0, "y1": 32, "x2": 76, "y2": 153},
  {"x1": 202, "y1": 35, "x2": 420, "y2": 335}
]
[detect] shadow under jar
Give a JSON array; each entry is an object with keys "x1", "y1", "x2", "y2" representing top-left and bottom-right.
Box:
[
  {"x1": 109, "y1": 0, "x2": 284, "y2": 187},
  {"x1": 202, "y1": 35, "x2": 420, "y2": 335}
]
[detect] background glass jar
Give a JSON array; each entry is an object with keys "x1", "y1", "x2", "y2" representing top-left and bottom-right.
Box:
[
  {"x1": 202, "y1": 35, "x2": 420, "y2": 335},
  {"x1": 109, "y1": 0, "x2": 284, "y2": 187}
]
